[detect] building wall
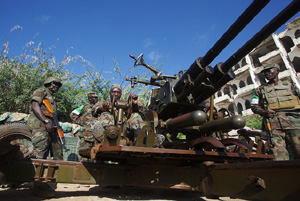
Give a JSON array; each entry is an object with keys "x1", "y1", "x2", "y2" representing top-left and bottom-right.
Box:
[{"x1": 214, "y1": 16, "x2": 300, "y2": 116}]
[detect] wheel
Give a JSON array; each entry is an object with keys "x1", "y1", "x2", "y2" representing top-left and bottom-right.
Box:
[{"x1": 0, "y1": 123, "x2": 33, "y2": 158}]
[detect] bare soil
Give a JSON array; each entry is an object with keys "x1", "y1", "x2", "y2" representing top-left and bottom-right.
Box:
[{"x1": 0, "y1": 183, "x2": 244, "y2": 201}]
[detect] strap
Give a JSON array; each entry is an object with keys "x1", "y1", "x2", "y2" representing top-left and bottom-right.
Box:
[{"x1": 261, "y1": 86, "x2": 270, "y2": 110}]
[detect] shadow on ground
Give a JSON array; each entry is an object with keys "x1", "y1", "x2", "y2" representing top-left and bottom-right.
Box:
[{"x1": 0, "y1": 182, "x2": 209, "y2": 201}]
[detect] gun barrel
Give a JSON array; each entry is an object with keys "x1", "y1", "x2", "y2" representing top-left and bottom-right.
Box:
[
  {"x1": 193, "y1": 70, "x2": 235, "y2": 104},
  {"x1": 174, "y1": 0, "x2": 300, "y2": 105},
  {"x1": 197, "y1": 115, "x2": 245, "y2": 133},
  {"x1": 174, "y1": 0, "x2": 270, "y2": 97},
  {"x1": 200, "y1": 0, "x2": 270, "y2": 68},
  {"x1": 165, "y1": 110, "x2": 207, "y2": 130},
  {"x1": 210, "y1": 0, "x2": 300, "y2": 83}
]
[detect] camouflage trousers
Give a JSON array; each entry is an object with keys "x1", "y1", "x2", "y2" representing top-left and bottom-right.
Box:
[
  {"x1": 78, "y1": 112, "x2": 145, "y2": 150},
  {"x1": 30, "y1": 127, "x2": 63, "y2": 160},
  {"x1": 124, "y1": 112, "x2": 146, "y2": 141},
  {"x1": 78, "y1": 112, "x2": 115, "y2": 151},
  {"x1": 271, "y1": 129, "x2": 300, "y2": 160}
]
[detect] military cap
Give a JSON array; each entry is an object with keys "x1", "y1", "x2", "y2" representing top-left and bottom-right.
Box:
[
  {"x1": 262, "y1": 64, "x2": 280, "y2": 71},
  {"x1": 110, "y1": 84, "x2": 122, "y2": 91},
  {"x1": 88, "y1": 92, "x2": 98, "y2": 98},
  {"x1": 44, "y1": 76, "x2": 62, "y2": 87}
]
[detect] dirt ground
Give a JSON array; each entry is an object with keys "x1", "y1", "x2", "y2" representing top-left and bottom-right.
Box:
[{"x1": 0, "y1": 183, "x2": 245, "y2": 201}]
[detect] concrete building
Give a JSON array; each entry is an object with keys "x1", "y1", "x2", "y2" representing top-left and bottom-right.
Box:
[{"x1": 214, "y1": 16, "x2": 300, "y2": 116}]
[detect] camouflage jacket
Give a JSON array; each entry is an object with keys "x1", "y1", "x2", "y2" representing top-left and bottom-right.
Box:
[
  {"x1": 27, "y1": 87, "x2": 57, "y2": 129},
  {"x1": 93, "y1": 101, "x2": 127, "y2": 123},
  {"x1": 70, "y1": 104, "x2": 96, "y2": 126},
  {"x1": 251, "y1": 80, "x2": 300, "y2": 130}
]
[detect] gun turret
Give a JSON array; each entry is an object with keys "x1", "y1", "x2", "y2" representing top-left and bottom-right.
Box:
[
  {"x1": 126, "y1": 0, "x2": 300, "y2": 147},
  {"x1": 130, "y1": 54, "x2": 177, "y2": 84},
  {"x1": 126, "y1": 76, "x2": 163, "y2": 88}
]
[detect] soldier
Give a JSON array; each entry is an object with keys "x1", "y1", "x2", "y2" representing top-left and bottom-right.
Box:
[
  {"x1": 69, "y1": 92, "x2": 106, "y2": 151},
  {"x1": 70, "y1": 92, "x2": 98, "y2": 126},
  {"x1": 251, "y1": 64, "x2": 300, "y2": 160},
  {"x1": 93, "y1": 84, "x2": 165, "y2": 146},
  {"x1": 27, "y1": 76, "x2": 63, "y2": 198}
]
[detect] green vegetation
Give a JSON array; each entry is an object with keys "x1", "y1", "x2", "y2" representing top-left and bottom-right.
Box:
[
  {"x1": 0, "y1": 26, "x2": 151, "y2": 121},
  {"x1": 244, "y1": 114, "x2": 262, "y2": 130}
]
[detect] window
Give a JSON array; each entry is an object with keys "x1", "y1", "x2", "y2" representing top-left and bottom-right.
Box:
[
  {"x1": 280, "y1": 36, "x2": 294, "y2": 53},
  {"x1": 239, "y1": 80, "x2": 246, "y2": 88},
  {"x1": 237, "y1": 103, "x2": 243, "y2": 115},
  {"x1": 246, "y1": 76, "x2": 253, "y2": 85},
  {"x1": 245, "y1": 100, "x2": 251, "y2": 109}
]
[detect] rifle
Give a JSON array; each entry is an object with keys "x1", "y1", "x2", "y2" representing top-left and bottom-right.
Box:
[
  {"x1": 261, "y1": 86, "x2": 274, "y2": 149},
  {"x1": 263, "y1": 117, "x2": 274, "y2": 148},
  {"x1": 42, "y1": 99, "x2": 69, "y2": 152}
]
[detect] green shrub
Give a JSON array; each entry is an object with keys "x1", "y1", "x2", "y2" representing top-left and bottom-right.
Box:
[
  {"x1": 244, "y1": 114, "x2": 262, "y2": 130},
  {"x1": 0, "y1": 26, "x2": 151, "y2": 121}
]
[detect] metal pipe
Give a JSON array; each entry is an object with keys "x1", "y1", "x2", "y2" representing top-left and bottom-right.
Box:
[
  {"x1": 211, "y1": 0, "x2": 300, "y2": 82},
  {"x1": 198, "y1": 115, "x2": 245, "y2": 133},
  {"x1": 174, "y1": 0, "x2": 270, "y2": 95},
  {"x1": 199, "y1": 0, "x2": 270, "y2": 67},
  {"x1": 165, "y1": 110, "x2": 207, "y2": 130}
]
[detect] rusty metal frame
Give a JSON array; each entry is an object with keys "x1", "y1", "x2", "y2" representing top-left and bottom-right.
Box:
[
  {"x1": 2, "y1": 155, "x2": 300, "y2": 201},
  {"x1": 79, "y1": 145, "x2": 274, "y2": 161}
]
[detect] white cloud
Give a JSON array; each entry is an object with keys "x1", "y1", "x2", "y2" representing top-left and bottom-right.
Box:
[
  {"x1": 147, "y1": 51, "x2": 161, "y2": 61},
  {"x1": 36, "y1": 15, "x2": 51, "y2": 24},
  {"x1": 208, "y1": 23, "x2": 217, "y2": 32},
  {"x1": 192, "y1": 23, "x2": 216, "y2": 48},
  {"x1": 143, "y1": 37, "x2": 153, "y2": 49}
]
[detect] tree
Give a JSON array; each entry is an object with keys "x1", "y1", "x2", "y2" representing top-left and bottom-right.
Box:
[{"x1": 0, "y1": 26, "x2": 152, "y2": 121}]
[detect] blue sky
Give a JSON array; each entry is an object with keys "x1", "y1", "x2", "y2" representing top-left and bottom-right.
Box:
[{"x1": 1, "y1": 0, "x2": 299, "y2": 83}]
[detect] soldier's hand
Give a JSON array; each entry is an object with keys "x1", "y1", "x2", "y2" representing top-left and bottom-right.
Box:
[
  {"x1": 262, "y1": 109, "x2": 276, "y2": 118},
  {"x1": 100, "y1": 102, "x2": 111, "y2": 112},
  {"x1": 45, "y1": 122, "x2": 56, "y2": 134}
]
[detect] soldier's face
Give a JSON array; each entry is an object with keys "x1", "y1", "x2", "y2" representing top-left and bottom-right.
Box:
[
  {"x1": 263, "y1": 68, "x2": 278, "y2": 80},
  {"x1": 49, "y1": 82, "x2": 61, "y2": 93},
  {"x1": 110, "y1": 88, "x2": 122, "y2": 101},
  {"x1": 89, "y1": 97, "x2": 98, "y2": 105}
]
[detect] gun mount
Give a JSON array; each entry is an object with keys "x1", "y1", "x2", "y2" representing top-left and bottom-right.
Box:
[{"x1": 1, "y1": 1, "x2": 300, "y2": 200}]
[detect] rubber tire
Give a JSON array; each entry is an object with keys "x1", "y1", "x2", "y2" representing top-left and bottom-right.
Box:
[
  {"x1": 0, "y1": 123, "x2": 32, "y2": 186},
  {"x1": 0, "y1": 123, "x2": 32, "y2": 140},
  {"x1": 0, "y1": 123, "x2": 33, "y2": 157}
]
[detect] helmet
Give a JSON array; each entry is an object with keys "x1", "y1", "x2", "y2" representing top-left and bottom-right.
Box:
[
  {"x1": 44, "y1": 77, "x2": 62, "y2": 87},
  {"x1": 110, "y1": 84, "x2": 122, "y2": 91},
  {"x1": 262, "y1": 64, "x2": 280, "y2": 71},
  {"x1": 88, "y1": 92, "x2": 98, "y2": 98}
]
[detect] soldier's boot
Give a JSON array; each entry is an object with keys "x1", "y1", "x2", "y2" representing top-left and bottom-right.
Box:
[
  {"x1": 32, "y1": 182, "x2": 56, "y2": 198},
  {"x1": 91, "y1": 120, "x2": 105, "y2": 143}
]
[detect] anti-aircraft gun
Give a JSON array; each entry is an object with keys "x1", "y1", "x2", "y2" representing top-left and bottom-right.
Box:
[
  {"x1": 126, "y1": 53, "x2": 247, "y2": 149},
  {"x1": 1, "y1": 1, "x2": 300, "y2": 200},
  {"x1": 123, "y1": 0, "x2": 300, "y2": 154}
]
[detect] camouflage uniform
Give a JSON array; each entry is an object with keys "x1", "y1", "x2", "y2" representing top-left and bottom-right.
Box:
[
  {"x1": 93, "y1": 101, "x2": 145, "y2": 142},
  {"x1": 27, "y1": 88, "x2": 63, "y2": 160},
  {"x1": 69, "y1": 92, "x2": 104, "y2": 151},
  {"x1": 92, "y1": 102, "x2": 115, "y2": 131},
  {"x1": 72, "y1": 103, "x2": 108, "y2": 151},
  {"x1": 77, "y1": 104, "x2": 96, "y2": 150},
  {"x1": 251, "y1": 80, "x2": 300, "y2": 160},
  {"x1": 70, "y1": 105, "x2": 84, "y2": 125},
  {"x1": 123, "y1": 112, "x2": 146, "y2": 141}
]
